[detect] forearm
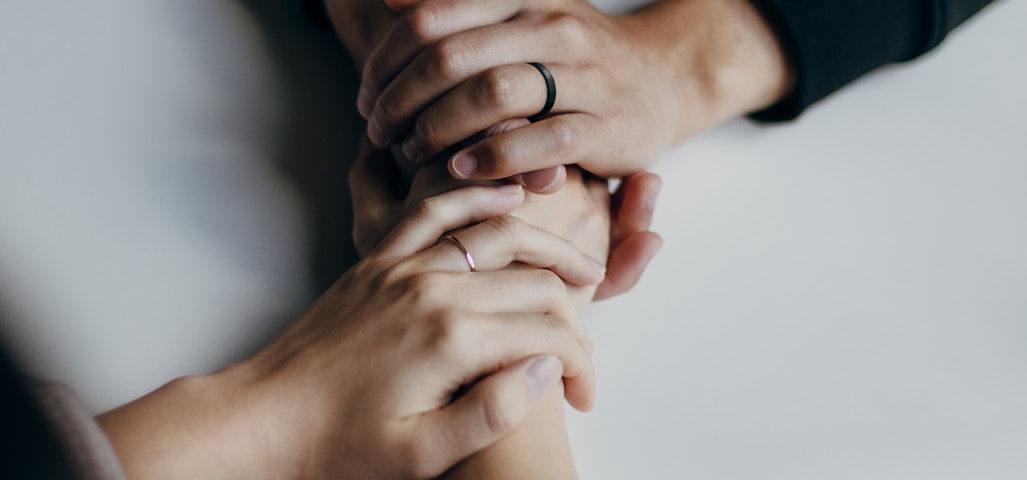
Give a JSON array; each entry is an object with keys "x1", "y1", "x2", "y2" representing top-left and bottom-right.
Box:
[
  {"x1": 442, "y1": 387, "x2": 578, "y2": 479},
  {"x1": 626, "y1": 0, "x2": 794, "y2": 138},
  {"x1": 96, "y1": 368, "x2": 288, "y2": 480}
]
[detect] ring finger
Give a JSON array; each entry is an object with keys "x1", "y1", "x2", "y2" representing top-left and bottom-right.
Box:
[
  {"x1": 367, "y1": 16, "x2": 575, "y2": 147},
  {"x1": 408, "y1": 214, "x2": 605, "y2": 285},
  {"x1": 401, "y1": 62, "x2": 590, "y2": 163}
]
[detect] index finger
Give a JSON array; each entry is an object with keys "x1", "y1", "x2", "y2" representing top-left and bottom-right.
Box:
[{"x1": 359, "y1": 0, "x2": 527, "y2": 118}]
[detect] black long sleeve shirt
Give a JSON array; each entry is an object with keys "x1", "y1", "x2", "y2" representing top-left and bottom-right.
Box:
[
  {"x1": 306, "y1": 0, "x2": 997, "y2": 120},
  {"x1": 750, "y1": 0, "x2": 996, "y2": 120}
]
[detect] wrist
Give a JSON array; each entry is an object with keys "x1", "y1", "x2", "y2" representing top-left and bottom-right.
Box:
[
  {"x1": 97, "y1": 365, "x2": 291, "y2": 480},
  {"x1": 626, "y1": 0, "x2": 795, "y2": 139}
]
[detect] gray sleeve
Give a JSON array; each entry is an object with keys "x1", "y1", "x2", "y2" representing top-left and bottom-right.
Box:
[{"x1": 28, "y1": 380, "x2": 128, "y2": 480}]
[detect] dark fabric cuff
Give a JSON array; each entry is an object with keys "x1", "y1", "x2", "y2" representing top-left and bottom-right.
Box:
[
  {"x1": 28, "y1": 380, "x2": 128, "y2": 480},
  {"x1": 748, "y1": 0, "x2": 948, "y2": 122}
]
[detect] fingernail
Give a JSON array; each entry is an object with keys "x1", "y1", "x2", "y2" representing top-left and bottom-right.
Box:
[
  {"x1": 357, "y1": 88, "x2": 373, "y2": 118},
  {"x1": 645, "y1": 185, "x2": 661, "y2": 212},
  {"x1": 451, "y1": 153, "x2": 477, "y2": 178},
  {"x1": 642, "y1": 255, "x2": 655, "y2": 269},
  {"x1": 498, "y1": 183, "x2": 523, "y2": 195},
  {"x1": 402, "y1": 134, "x2": 422, "y2": 164},
  {"x1": 520, "y1": 168, "x2": 561, "y2": 193},
  {"x1": 368, "y1": 116, "x2": 388, "y2": 146},
  {"x1": 525, "y1": 356, "x2": 561, "y2": 401},
  {"x1": 587, "y1": 255, "x2": 606, "y2": 274}
]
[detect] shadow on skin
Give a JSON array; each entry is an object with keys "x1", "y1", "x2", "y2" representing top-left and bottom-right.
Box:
[{"x1": 234, "y1": 0, "x2": 365, "y2": 292}]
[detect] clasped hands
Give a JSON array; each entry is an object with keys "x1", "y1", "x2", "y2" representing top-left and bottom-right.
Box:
[{"x1": 100, "y1": 2, "x2": 674, "y2": 479}]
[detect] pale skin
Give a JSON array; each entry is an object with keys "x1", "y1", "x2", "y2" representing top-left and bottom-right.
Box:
[
  {"x1": 97, "y1": 178, "x2": 610, "y2": 479},
  {"x1": 328, "y1": 0, "x2": 797, "y2": 476},
  {"x1": 350, "y1": 146, "x2": 617, "y2": 479},
  {"x1": 96, "y1": 2, "x2": 681, "y2": 475}
]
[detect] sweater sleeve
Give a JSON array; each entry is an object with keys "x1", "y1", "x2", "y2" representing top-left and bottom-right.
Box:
[{"x1": 749, "y1": 0, "x2": 996, "y2": 121}]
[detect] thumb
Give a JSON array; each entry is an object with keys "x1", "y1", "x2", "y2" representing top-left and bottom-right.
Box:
[{"x1": 415, "y1": 355, "x2": 562, "y2": 474}]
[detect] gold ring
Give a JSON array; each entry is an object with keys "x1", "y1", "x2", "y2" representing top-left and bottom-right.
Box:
[{"x1": 445, "y1": 235, "x2": 476, "y2": 272}]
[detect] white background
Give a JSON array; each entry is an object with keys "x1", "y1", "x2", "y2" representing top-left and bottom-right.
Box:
[{"x1": 2, "y1": 1, "x2": 1025, "y2": 478}]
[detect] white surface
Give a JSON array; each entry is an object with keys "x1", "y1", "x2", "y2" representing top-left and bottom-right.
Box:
[
  {"x1": 1, "y1": 0, "x2": 1025, "y2": 479},
  {"x1": 0, "y1": 1, "x2": 310, "y2": 410},
  {"x1": 569, "y1": 2, "x2": 1027, "y2": 479}
]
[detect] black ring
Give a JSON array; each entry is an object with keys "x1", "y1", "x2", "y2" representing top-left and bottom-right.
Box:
[{"x1": 527, "y1": 62, "x2": 556, "y2": 122}]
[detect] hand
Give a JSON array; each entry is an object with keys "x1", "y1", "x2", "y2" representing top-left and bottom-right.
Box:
[
  {"x1": 99, "y1": 184, "x2": 603, "y2": 480},
  {"x1": 358, "y1": 0, "x2": 794, "y2": 189},
  {"x1": 358, "y1": 0, "x2": 679, "y2": 182},
  {"x1": 350, "y1": 145, "x2": 661, "y2": 301}
]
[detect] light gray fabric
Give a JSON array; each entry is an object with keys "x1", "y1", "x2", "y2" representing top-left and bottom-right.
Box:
[{"x1": 29, "y1": 380, "x2": 128, "y2": 480}]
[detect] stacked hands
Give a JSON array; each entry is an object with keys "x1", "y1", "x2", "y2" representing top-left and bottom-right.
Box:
[{"x1": 101, "y1": 0, "x2": 796, "y2": 478}]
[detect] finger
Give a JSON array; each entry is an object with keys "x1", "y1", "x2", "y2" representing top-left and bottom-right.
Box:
[
  {"x1": 359, "y1": 0, "x2": 526, "y2": 119},
  {"x1": 593, "y1": 232, "x2": 663, "y2": 301},
  {"x1": 382, "y1": 0, "x2": 420, "y2": 12},
  {"x1": 613, "y1": 172, "x2": 662, "y2": 235},
  {"x1": 367, "y1": 18, "x2": 581, "y2": 147},
  {"x1": 411, "y1": 214, "x2": 606, "y2": 285},
  {"x1": 410, "y1": 355, "x2": 562, "y2": 477},
  {"x1": 400, "y1": 63, "x2": 586, "y2": 163},
  {"x1": 386, "y1": 269, "x2": 590, "y2": 355},
  {"x1": 515, "y1": 165, "x2": 566, "y2": 194},
  {"x1": 409, "y1": 310, "x2": 595, "y2": 411},
  {"x1": 448, "y1": 113, "x2": 611, "y2": 181},
  {"x1": 409, "y1": 269, "x2": 580, "y2": 316},
  {"x1": 594, "y1": 171, "x2": 661, "y2": 298},
  {"x1": 374, "y1": 185, "x2": 525, "y2": 259}
]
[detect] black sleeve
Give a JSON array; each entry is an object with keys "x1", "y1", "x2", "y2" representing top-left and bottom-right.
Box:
[{"x1": 749, "y1": 0, "x2": 997, "y2": 121}]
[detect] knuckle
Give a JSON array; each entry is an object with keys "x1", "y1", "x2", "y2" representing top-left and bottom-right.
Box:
[
  {"x1": 373, "y1": 262, "x2": 412, "y2": 293},
  {"x1": 375, "y1": 93, "x2": 402, "y2": 126},
  {"x1": 478, "y1": 387, "x2": 517, "y2": 435},
  {"x1": 408, "y1": 196, "x2": 445, "y2": 224},
  {"x1": 424, "y1": 310, "x2": 472, "y2": 358},
  {"x1": 483, "y1": 214, "x2": 524, "y2": 241},
  {"x1": 403, "y1": 272, "x2": 441, "y2": 305},
  {"x1": 547, "y1": 119, "x2": 577, "y2": 155},
  {"x1": 478, "y1": 68, "x2": 517, "y2": 110},
  {"x1": 415, "y1": 115, "x2": 444, "y2": 147},
  {"x1": 430, "y1": 39, "x2": 471, "y2": 82},
  {"x1": 548, "y1": 13, "x2": 590, "y2": 50},
  {"x1": 406, "y1": 3, "x2": 444, "y2": 43}
]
